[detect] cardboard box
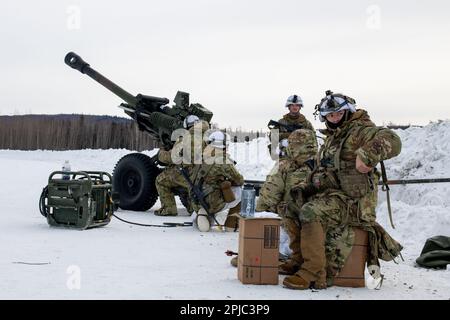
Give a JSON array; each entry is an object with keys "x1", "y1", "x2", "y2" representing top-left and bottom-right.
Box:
[
  {"x1": 333, "y1": 227, "x2": 369, "y2": 288},
  {"x1": 237, "y1": 217, "x2": 280, "y2": 285}
]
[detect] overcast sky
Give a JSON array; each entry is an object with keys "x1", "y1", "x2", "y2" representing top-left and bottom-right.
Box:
[{"x1": 1, "y1": 0, "x2": 449, "y2": 130}]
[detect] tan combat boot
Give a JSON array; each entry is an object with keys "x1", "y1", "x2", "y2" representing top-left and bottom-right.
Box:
[
  {"x1": 279, "y1": 260, "x2": 300, "y2": 276},
  {"x1": 224, "y1": 203, "x2": 240, "y2": 232},
  {"x1": 283, "y1": 221, "x2": 327, "y2": 290},
  {"x1": 279, "y1": 218, "x2": 303, "y2": 275},
  {"x1": 154, "y1": 207, "x2": 178, "y2": 216}
]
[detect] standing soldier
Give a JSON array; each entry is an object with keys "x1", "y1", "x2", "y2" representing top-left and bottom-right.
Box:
[
  {"x1": 154, "y1": 115, "x2": 209, "y2": 216},
  {"x1": 283, "y1": 91, "x2": 403, "y2": 290},
  {"x1": 268, "y1": 94, "x2": 315, "y2": 159},
  {"x1": 256, "y1": 129, "x2": 318, "y2": 275},
  {"x1": 188, "y1": 131, "x2": 244, "y2": 232}
]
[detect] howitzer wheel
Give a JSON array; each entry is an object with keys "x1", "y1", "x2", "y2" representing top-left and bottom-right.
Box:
[{"x1": 113, "y1": 153, "x2": 161, "y2": 211}]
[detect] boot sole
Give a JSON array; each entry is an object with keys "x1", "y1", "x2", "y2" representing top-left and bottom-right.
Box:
[
  {"x1": 282, "y1": 279, "x2": 327, "y2": 290},
  {"x1": 282, "y1": 279, "x2": 310, "y2": 290}
]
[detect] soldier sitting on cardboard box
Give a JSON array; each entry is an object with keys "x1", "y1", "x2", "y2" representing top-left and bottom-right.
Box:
[
  {"x1": 155, "y1": 115, "x2": 210, "y2": 216},
  {"x1": 283, "y1": 91, "x2": 404, "y2": 290},
  {"x1": 268, "y1": 95, "x2": 315, "y2": 160},
  {"x1": 189, "y1": 130, "x2": 244, "y2": 232},
  {"x1": 255, "y1": 129, "x2": 318, "y2": 275}
]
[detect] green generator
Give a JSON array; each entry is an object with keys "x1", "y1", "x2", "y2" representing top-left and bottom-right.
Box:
[{"x1": 40, "y1": 171, "x2": 114, "y2": 230}]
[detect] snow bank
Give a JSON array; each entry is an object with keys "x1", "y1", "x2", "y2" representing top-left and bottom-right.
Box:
[{"x1": 376, "y1": 121, "x2": 450, "y2": 252}]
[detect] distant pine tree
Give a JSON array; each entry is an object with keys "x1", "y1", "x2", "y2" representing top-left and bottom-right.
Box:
[{"x1": 0, "y1": 114, "x2": 159, "y2": 151}]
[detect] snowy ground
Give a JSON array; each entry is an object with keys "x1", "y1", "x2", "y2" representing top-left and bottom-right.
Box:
[{"x1": 1, "y1": 122, "x2": 450, "y2": 299}]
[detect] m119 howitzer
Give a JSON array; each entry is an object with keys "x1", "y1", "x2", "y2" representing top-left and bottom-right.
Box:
[
  {"x1": 65, "y1": 52, "x2": 212, "y2": 149},
  {"x1": 65, "y1": 52, "x2": 213, "y2": 211}
]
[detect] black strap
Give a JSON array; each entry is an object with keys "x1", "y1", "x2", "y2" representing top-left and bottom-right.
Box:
[
  {"x1": 112, "y1": 213, "x2": 191, "y2": 228},
  {"x1": 380, "y1": 161, "x2": 395, "y2": 229}
]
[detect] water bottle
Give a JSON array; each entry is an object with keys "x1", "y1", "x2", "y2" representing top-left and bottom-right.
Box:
[
  {"x1": 240, "y1": 184, "x2": 256, "y2": 218},
  {"x1": 62, "y1": 160, "x2": 71, "y2": 180}
]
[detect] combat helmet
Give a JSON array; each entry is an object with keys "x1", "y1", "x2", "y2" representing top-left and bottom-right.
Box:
[
  {"x1": 207, "y1": 131, "x2": 230, "y2": 149},
  {"x1": 285, "y1": 94, "x2": 303, "y2": 108},
  {"x1": 315, "y1": 90, "x2": 356, "y2": 122},
  {"x1": 183, "y1": 115, "x2": 200, "y2": 129}
]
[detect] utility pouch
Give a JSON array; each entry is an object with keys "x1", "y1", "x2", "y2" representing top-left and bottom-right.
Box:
[
  {"x1": 337, "y1": 166, "x2": 371, "y2": 199},
  {"x1": 369, "y1": 223, "x2": 404, "y2": 262},
  {"x1": 311, "y1": 169, "x2": 339, "y2": 192},
  {"x1": 220, "y1": 180, "x2": 236, "y2": 203}
]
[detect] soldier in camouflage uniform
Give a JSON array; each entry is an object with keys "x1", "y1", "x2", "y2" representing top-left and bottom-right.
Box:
[
  {"x1": 190, "y1": 131, "x2": 244, "y2": 232},
  {"x1": 269, "y1": 95, "x2": 315, "y2": 159},
  {"x1": 256, "y1": 129, "x2": 318, "y2": 275},
  {"x1": 155, "y1": 116, "x2": 210, "y2": 216},
  {"x1": 283, "y1": 91, "x2": 403, "y2": 290}
]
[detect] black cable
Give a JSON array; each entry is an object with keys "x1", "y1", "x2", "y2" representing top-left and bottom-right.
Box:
[{"x1": 111, "y1": 212, "x2": 192, "y2": 228}]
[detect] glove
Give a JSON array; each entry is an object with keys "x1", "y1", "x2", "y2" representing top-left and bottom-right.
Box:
[
  {"x1": 290, "y1": 183, "x2": 318, "y2": 206},
  {"x1": 290, "y1": 184, "x2": 306, "y2": 208},
  {"x1": 301, "y1": 184, "x2": 319, "y2": 198}
]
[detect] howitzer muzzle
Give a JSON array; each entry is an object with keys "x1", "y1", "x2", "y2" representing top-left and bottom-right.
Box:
[
  {"x1": 64, "y1": 51, "x2": 137, "y2": 105},
  {"x1": 65, "y1": 52, "x2": 90, "y2": 74}
]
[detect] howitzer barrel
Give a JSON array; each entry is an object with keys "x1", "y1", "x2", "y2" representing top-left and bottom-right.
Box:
[
  {"x1": 65, "y1": 52, "x2": 138, "y2": 106},
  {"x1": 385, "y1": 178, "x2": 450, "y2": 185},
  {"x1": 136, "y1": 94, "x2": 169, "y2": 106},
  {"x1": 244, "y1": 178, "x2": 450, "y2": 192}
]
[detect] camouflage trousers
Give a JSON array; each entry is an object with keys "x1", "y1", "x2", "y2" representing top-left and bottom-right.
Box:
[
  {"x1": 297, "y1": 195, "x2": 355, "y2": 283},
  {"x1": 155, "y1": 166, "x2": 189, "y2": 212}
]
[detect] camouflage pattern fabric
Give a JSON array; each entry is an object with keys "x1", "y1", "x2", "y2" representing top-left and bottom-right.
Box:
[
  {"x1": 155, "y1": 166, "x2": 190, "y2": 213},
  {"x1": 155, "y1": 120, "x2": 210, "y2": 213},
  {"x1": 296, "y1": 109, "x2": 403, "y2": 282},
  {"x1": 311, "y1": 109, "x2": 402, "y2": 223},
  {"x1": 190, "y1": 145, "x2": 244, "y2": 215},
  {"x1": 268, "y1": 113, "x2": 315, "y2": 160},
  {"x1": 278, "y1": 113, "x2": 315, "y2": 140},
  {"x1": 158, "y1": 120, "x2": 210, "y2": 166},
  {"x1": 256, "y1": 129, "x2": 318, "y2": 264},
  {"x1": 257, "y1": 129, "x2": 318, "y2": 215}
]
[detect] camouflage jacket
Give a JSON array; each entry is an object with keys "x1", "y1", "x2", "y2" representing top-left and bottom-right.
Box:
[
  {"x1": 278, "y1": 113, "x2": 315, "y2": 140},
  {"x1": 158, "y1": 120, "x2": 210, "y2": 166},
  {"x1": 256, "y1": 159, "x2": 313, "y2": 218},
  {"x1": 268, "y1": 113, "x2": 315, "y2": 160},
  {"x1": 190, "y1": 145, "x2": 244, "y2": 214},
  {"x1": 312, "y1": 109, "x2": 402, "y2": 224}
]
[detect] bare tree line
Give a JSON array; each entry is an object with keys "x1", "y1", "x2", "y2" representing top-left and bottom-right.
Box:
[
  {"x1": 0, "y1": 114, "x2": 159, "y2": 151},
  {"x1": 0, "y1": 115, "x2": 263, "y2": 151}
]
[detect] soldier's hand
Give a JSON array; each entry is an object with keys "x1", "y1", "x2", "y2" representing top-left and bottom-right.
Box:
[
  {"x1": 356, "y1": 155, "x2": 373, "y2": 173},
  {"x1": 290, "y1": 184, "x2": 304, "y2": 199},
  {"x1": 276, "y1": 202, "x2": 288, "y2": 216}
]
